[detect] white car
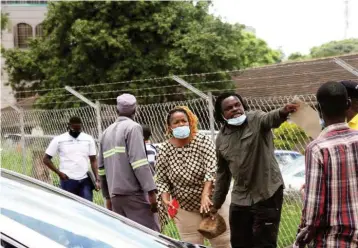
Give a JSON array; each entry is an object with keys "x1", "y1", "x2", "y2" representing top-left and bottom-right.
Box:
[
  {"x1": 281, "y1": 156, "x2": 305, "y2": 191},
  {"x1": 0, "y1": 169, "x2": 208, "y2": 248},
  {"x1": 274, "y1": 150, "x2": 303, "y2": 170}
]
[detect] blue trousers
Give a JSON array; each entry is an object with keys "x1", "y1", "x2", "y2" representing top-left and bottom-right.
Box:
[{"x1": 60, "y1": 177, "x2": 93, "y2": 202}]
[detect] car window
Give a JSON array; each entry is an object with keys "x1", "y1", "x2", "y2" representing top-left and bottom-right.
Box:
[{"x1": 0, "y1": 178, "x2": 169, "y2": 248}]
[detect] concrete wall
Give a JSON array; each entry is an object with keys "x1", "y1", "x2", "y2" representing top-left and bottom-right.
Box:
[{"x1": 1, "y1": 3, "x2": 47, "y2": 109}]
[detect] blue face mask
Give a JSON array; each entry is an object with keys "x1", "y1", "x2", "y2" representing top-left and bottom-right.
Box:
[
  {"x1": 226, "y1": 114, "x2": 247, "y2": 126},
  {"x1": 172, "y1": 126, "x2": 190, "y2": 139}
]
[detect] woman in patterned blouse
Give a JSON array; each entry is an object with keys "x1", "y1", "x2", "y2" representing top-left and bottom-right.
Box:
[{"x1": 156, "y1": 106, "x2": 231, "y2": 248}]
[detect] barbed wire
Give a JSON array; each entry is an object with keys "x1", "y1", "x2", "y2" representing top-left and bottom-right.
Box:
[
  {"x1": 7, "y1": 81, "x2": 327, "y2": 107},
  {"x1": 9, "y1": 67, "x2": 357, "y2": 100},
  {"x1": 9, "y1": 57, "x2": 358, "y2": 95}
]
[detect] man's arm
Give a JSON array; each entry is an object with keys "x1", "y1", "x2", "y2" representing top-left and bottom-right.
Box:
[
  {"x1": 43, "y1": 137, "x2": 68, "y2": 180},
  {"x1": 212, "y1": 151, "x2": 232, "y2": 210},
  {"x1": 127, "y1": 124, "x2": 157, "y2": 193},
  {"x1": 296, "y1": 145, "x2": 325, "y2": 246},
  {"x1": 98, "y1": 140, "x2": 110, "y2": 201},
  {"x1": 260, "y1": 104, "x2": 299, "y2": 130},
  {"x1": 89, "y1": 137, "x2": 100, "y2": 190}
]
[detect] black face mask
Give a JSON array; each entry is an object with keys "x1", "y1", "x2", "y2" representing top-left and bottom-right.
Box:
[{"x1": 69, "y1": 128, "x2": 81, "y2": 138}]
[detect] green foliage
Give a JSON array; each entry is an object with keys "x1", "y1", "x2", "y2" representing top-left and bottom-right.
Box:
[
  {"x1": 288, "y1": 38, "x2": 358, "y2": 61},
  {"x1": 274, "y1": 122, "x2": 308, "y2": 152},
  {"x1": 287, "y1": 52, "x2": 309, "y2": 61},
  {"x1": 1, "y1": 12, "x2": 9, "y2": 31},
  {"x1": 4, "y1": 1, "x2": 280, "y2": 109},
  {"x1": 1, "y1": 12, "x2": 9, "y2": 54},
  {"x1": 310, "y1": 38, "x2": 358, "y2": 58}
]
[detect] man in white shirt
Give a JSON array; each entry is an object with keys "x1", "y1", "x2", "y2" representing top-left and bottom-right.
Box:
[{"x1": 43, "y1": 116, "x2": 100, "y2": 201}]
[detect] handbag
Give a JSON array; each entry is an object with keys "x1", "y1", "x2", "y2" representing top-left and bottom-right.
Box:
[{"x1": 197, "y1": 212, "x2": 227, "y2": 239}]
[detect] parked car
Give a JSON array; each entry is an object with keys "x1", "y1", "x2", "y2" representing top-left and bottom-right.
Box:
[
  {"x1": 281, "y1": 156, "x2": 305, "y2": 191},
  {"x1": 0, "y1": 169, "x2": 208, "y2": 248},
  {"x1": 274, "y1": 150, "x2": 303, "y2": 169}
]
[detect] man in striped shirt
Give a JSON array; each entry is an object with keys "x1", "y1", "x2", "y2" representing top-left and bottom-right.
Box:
[{"x1": 295, "y1": 81, "x2": 358, "y2": 247}]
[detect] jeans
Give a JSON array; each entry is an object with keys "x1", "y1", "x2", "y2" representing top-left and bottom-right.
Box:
[
  {"x1": 60, "y1": 177, "x2": 93, "y2": 202},
  {"x1": 229, "y1": 186, "x2": 284, "y2": 248}
]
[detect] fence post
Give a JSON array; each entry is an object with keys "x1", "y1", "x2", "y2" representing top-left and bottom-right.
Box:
[
  {"x1": 208, "y1": 92, "x2": 216, "y2": 142},
  {"x1": 333, "y1": 58, "x2": 358, "y2": 77},
  {"x1": 172, "y1": 76, "x2": 209, "y2": 100},
  {"x1": 95, "y1": 100, "x2": 102, "y2": 141}
]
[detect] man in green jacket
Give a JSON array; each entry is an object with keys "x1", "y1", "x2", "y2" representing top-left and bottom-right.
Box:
[{"x1": 211, "y1": 92, "x2": 298, "y2": 248}]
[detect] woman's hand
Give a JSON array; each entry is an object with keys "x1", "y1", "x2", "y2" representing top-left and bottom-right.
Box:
[
  {"x1": 200, "y1": 194, "x2": 213, "y2": 214},
  {"x1": 162, "y1": 198, "x2": 173, "y2": 208}
]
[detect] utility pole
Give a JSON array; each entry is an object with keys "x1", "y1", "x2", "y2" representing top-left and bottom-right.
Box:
[{"x1": 344, "y1": 0, "x2": 349, "y2": 39}]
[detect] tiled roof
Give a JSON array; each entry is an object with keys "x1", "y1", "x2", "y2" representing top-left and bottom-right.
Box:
[{"x1": 232, "y1": 53, "x2": 358, "y2": 98}]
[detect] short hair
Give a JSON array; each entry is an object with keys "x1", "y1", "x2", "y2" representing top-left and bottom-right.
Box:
[
  {"x1": 142, "y1": 125, "x2": 151, "y2": 140},
  {"x1": 214, "y1": 92, "x2": 248, "y2": 123},
  {"x1": 316, "y1": 81, "x2": 348, "y2": 118},
  {"x1": 69, "y1": 116, "x2": 82, "y2": 124}
]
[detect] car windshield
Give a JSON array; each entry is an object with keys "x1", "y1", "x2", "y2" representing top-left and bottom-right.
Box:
[{"x1": 0, "y1": 176, "x2": 171, "y2": 248}]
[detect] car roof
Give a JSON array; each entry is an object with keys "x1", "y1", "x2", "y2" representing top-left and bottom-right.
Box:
[{"x1": 0, "y1": 169, "x2": 183, "y2": 248}]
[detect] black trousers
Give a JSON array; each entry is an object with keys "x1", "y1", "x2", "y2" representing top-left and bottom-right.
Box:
[{"x1": 229, "y1": 186, "x2": 284, "y2": 248}]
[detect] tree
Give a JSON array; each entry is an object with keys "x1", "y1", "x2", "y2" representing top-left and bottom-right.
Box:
[
  {"x1": 287, "y1": 38, "x2": 358, "y2": 61},
  {"x1": 1, "y1": 12, "x2": 8, "y2": 31},
  {"x1": 287, "y1": 52, "x2": 308, "y2": 61},
  {"x1": 273, "y1": 122, "x2": 308, "y2": 152},
  {"x1": 4, "y1": 1, "x2": 281, "y2": 109},
  {"x1": 310, "y1": 38, "x2": 358, "y2": 58},
  {"x1": 1, "y1": 12, "x2": 9, "y2": 53}
]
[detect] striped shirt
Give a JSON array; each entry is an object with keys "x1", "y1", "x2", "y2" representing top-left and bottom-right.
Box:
[
  {"x1": 145, "y1": 142, "x2": 157, "y2": 175},
  {"x1": 299, "y1": 123, "x2": 358, "y2": 247}
]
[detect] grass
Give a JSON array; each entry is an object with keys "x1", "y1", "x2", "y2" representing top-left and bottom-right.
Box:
[{"x1": 1, "y1": 148, "x2": 301, "y2": 248}]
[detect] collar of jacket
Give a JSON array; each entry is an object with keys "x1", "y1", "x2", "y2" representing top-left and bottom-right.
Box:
[{"x1": 116, "y1": 116, "x2": 132, "y2": 122}]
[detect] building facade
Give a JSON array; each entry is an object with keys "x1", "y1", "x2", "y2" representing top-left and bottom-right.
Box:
[{"x1": 1, "y1": 0, "x2": 47, "y2": 109}]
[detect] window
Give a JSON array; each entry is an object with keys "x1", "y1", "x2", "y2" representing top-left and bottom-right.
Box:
[
  {"x1": 16, "y1": 23, "x2": 33, "y2": 48},
  {"x1": 35, "y1": 23, "x2": 43, "y2": 38}
]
